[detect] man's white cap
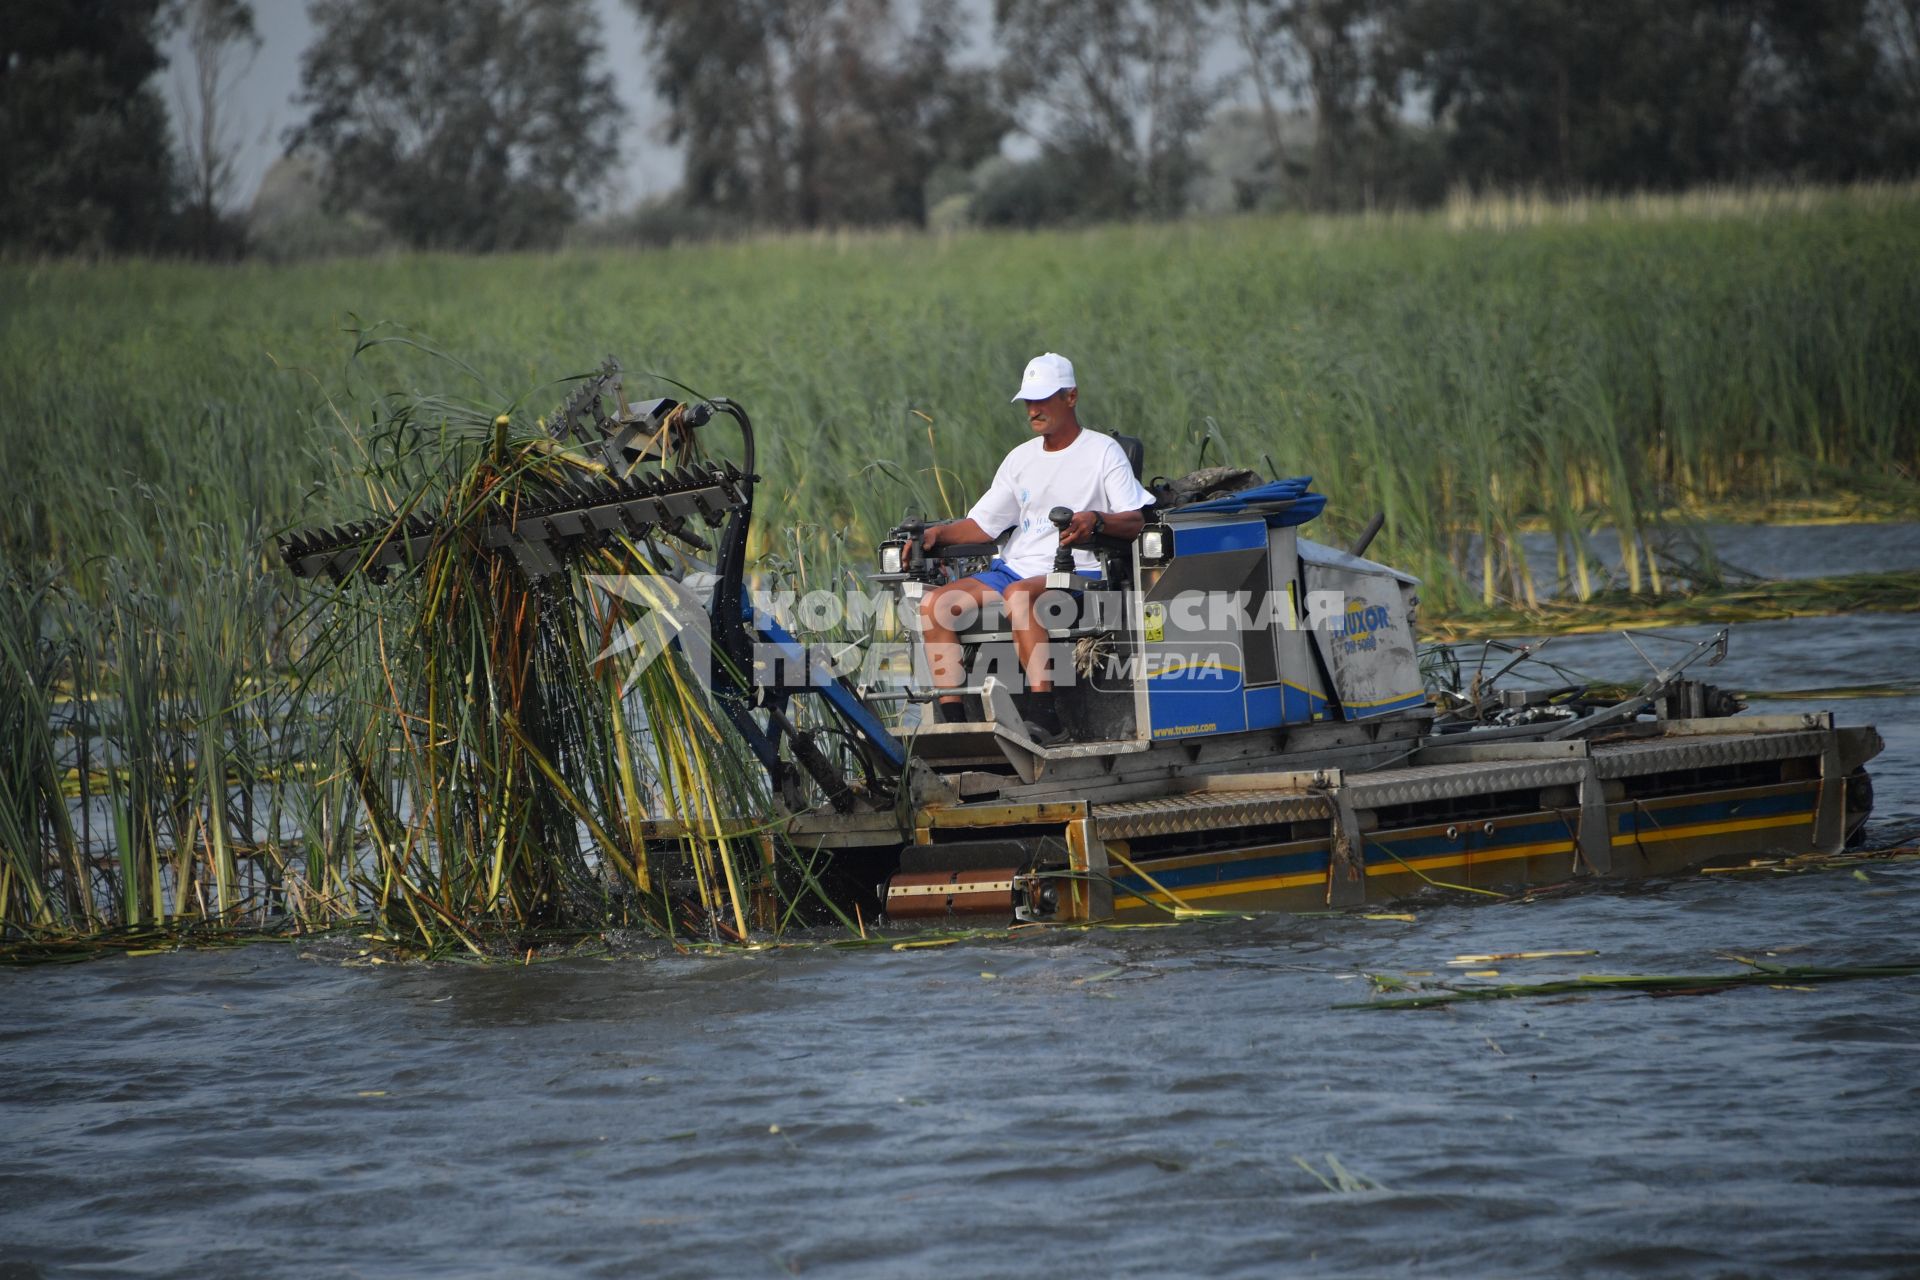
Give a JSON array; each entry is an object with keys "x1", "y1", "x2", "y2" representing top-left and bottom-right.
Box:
[{"x1": 1012, "y1": 352, "x2": 1075, "y2": 402}]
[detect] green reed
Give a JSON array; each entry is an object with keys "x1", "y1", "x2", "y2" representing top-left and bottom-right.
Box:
[
  {"x1": 0, "y1": 571, "x2": 84, "y2": 929},
  {"x1": 0, "y1": 513, "x2": 290, "y2": 937},
  {"x1": 9, "y1": 184, "x2": 1916, "y2": 612}
]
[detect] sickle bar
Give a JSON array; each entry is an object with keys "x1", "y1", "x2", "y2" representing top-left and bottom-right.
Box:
[{"x1": 278, "y1": 461, "x2": 750, "y2": 584}]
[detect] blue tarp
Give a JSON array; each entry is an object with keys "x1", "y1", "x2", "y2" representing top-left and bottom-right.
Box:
[{"x1": 1176, "y1": 476, "x2": 1326, "y2": 527}]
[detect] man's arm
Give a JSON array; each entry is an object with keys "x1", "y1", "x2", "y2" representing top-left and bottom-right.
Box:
[
  {"x1": 922, "y1": 517, "x2": 996, "y2": 552},
  {"x1": 1058, "y1": 508, "x2": 1146, "y2": 546}
]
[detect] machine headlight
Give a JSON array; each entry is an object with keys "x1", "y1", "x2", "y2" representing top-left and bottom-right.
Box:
[
  {"x1": 1139, "y1": 527, "x2": 1170, "y2": 564},
  {"x1": 880, "y1": 544, "x2": 904, "y2": 575}
]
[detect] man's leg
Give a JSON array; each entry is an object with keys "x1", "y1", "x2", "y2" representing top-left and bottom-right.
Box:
[
  {"x1": 918, "y1": 576, "x2": 1000, "y2": 719},
  {"x1": 1001, "y1": 576, "x2": 1079, "y2": 739},
  {"x1": 1001, "y1": 576, "x2": 1083, "y2": 694}
]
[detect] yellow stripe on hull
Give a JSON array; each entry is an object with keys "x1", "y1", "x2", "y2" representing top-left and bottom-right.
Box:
[
  {"x1": 1613, "y1": 812, "x2": 1811, "y2": 846},
  {"x1": 1112, "y1": 868, "x2": 1326, "y2": 913},
  {"x1": 1109, "y1": 808, "x2": 1815, "y2": 914},
  {"x1": 1342, "y1": 688, "x2": 1428, "y2": 709},
  {"x1": 1366, "y1": 838, "x2": 1575, "y2": 878}
]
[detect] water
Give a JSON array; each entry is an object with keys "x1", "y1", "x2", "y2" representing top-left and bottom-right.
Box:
[
  {"x1": 1470, "y1": 520, "x2": 1920, "y2": 596},
  {"x1": 4, "y1": 871, "x2": 1917, "y2": 1278},
  {"x1": 5, "y1": 537, "x2": 1919, "y2": 1278}
]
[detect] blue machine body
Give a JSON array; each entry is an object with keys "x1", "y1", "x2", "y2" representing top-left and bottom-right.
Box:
[{"x1": 1136, "y1": 480, "x2": 1422, "y2": 743}]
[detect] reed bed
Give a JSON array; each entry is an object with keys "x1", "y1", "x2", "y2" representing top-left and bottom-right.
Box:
[
  {"x1": 7, "y1": 183, "x2": 1917, "y2": 607},
  {"x1": 2, "y1": 184, "x2": 1916, "y2": 951}
]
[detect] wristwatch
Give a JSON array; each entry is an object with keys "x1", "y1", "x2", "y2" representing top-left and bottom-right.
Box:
[{"x1": 1091, "y1": 512, "x2": 1105, "y2": 535}]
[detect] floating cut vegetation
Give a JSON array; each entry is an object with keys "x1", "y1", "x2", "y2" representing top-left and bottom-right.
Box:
[
  {"x1": 1293, "y1": 1154, "x2": 1388, "y2": 1193},
  {"x1": 1347, "y1": 939, "x2": 1920, "y2": 1011},
  {"x1": 1, "y1": 185, "x2": 1918, "y2": 952},
  {"x1": 1419, "y1": 569, "x2": 1920, "y2": 641}
]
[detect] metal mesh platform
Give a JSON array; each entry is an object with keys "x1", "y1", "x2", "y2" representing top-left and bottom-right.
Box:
[
  {"x1": 1094, "y1": 789, "x2": 1332, "y2": 838},
  {"x1": 1589, "y1": 730, "x2": 1832, "y2": 777},
  {"x1": 1343, "y1": 758, "x2": 1591, "y2": 808}
]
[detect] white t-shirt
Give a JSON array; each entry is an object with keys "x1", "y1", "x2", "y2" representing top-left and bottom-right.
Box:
[{"x1": 966, "y1": 429, "x2": 1155, "y2": 578}]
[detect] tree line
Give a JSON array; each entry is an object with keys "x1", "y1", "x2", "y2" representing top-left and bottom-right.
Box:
[{"x1": 6, "y1": 0, "x2": 1919, "y2": 257}]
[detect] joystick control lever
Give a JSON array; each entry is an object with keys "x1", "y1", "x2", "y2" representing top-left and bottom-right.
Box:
[{"x1": 1047, "y1": 506, "x2": 1077, "y2": 589}]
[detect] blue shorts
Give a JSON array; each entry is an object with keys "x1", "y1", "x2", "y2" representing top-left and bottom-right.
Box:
[{"x1": 968, "y1": 557, "x2": 1100, "y2": 595}]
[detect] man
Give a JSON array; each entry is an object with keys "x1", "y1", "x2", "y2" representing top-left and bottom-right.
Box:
[{"x1": 919, "y1": 352, "x2": 1154, "y2": 738}]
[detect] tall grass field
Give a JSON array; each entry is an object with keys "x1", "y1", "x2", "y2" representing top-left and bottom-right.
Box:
[{"x1": 3, "y1": 184, "x2": 1916, "y2": 951}]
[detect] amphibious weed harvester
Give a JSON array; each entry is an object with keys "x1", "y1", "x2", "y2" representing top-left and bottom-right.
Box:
[{"x1": 281, "y1": 364, "x2": 1882, "y2": 929}]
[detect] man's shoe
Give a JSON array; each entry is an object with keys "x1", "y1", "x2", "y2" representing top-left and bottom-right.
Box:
[
  {"x1": 1022, "y1": 719, "x2": 1067, "y2": 746},
  {"x1": 1018, "y1": 694, "x2": 1065, "y2": 745}
]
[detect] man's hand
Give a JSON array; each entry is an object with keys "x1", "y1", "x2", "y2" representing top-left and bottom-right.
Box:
[
  {"x1": 1059, "y1": 509, "x2": 1145, "y2": 546},
  {"x1": 1058, "y1": 510, "x2": 1101, "y2": 546}
]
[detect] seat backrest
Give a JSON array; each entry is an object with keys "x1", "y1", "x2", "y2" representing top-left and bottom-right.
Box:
[{"x1": 1113, "y1": 433, "x2": 1145, "y2": 481}]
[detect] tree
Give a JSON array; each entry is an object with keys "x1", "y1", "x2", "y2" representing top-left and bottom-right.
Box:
[
  {"x1": 1880, "y1": 0, "x2": 1920, "y2": 103},
  {"x1": 171, "y1": 0, "x2": 260, "y2": 256},
  {"x1": 1227, "y1": 0, "x2": 1406, "y2": 209},
  {"x1": 1384, "y1": 0, "x2": 1900, "y2": 191},
  {"x1": 808, "y1": 3, "x2": 1008, "y2": 226},
  {"x1": 288, "y1": 0, "x2": 623, "y2": 251},
  {"x1": 993, "y1": 0, "x2": 1220, "y2": 219},
  {"x1": 1748, "y1": 0, "x2": 1902, "y2": 179},
  {"x1": 0, "y1": 0, "x2": 181, "y2": 254},
  {"x1": 627, "y1": 0, "x2": 1004, "y2": 228},
  {"x1": 1871, "y1": 0, "x2": 1920, "y2": 168}
]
